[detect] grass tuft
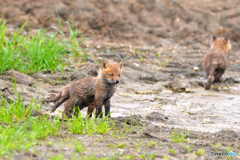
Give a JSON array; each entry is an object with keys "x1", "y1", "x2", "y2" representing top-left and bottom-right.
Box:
[
  {"x1": 67, "y1": 109, "x2": 114, "y2": 135},
  {"x1": 0, "y1": 19, "x2": 86, "y2": 74},
  {"x1": 170, "y1": 130, "x2": 192, "y2": 143}
]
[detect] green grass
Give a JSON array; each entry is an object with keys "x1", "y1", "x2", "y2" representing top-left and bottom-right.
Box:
[
  {"x1": 0, "y1": 96, "x2": 32, "y2": 124},
  {"x1": 140, "y1": 153, "x2": 157, "y2": 160},
  {"x1": 123, "y1": 155, "x2": 136, "y2": 159},
  {"x1": 110, "y1": 120, "x2": 135, "y2": 139},
  {"x1": 169, "y1": 148, "x2": 177, "y2": 155},
  {"x1": 194, "y1": 148, "x2": 205, "y2": 156},
  {"x1": 0, "y1": 92, "x2": 142, "y2": 159},
  {"x1": 185, "y1": 145, "x2": 194, "y2": 152},
  {"x1": 211, "y1": 142, "x2": 221, "y2": 148},
  {"x1": 50, "y1": 154, "x2": 64, "y2": 160},
  {"x1": 0, "y1": 81, "x2": 123, "y2": 159},
  {"x1": 0, "y1": 94, "x2": 115, "y2": 157},
  {"x1": 146, "y1": 141, "x2": 158, "y2": 148},
  {"x1": 170, "y1": 130, "x2": 192, "y2": 143},
  {"x1": 0, "y1": 80, "x2": 115, "y2": 158},
  {"x1": 74, "y1": 141, "x2": 87, "y2": 153},
  {"x1": 0, "y1": 95, "x2": 62, "y2": 156},
  {"x1": 163, "y1": 156, "x2": 170, "y2": 160},
  {"x1": 67, "y1": 110, "x2": 113, "y2": 135},
  {"x1": 108, "y1": 143, "x2": 127, "y2": 149},
  {"x1": 0, "y1": 19, "x2": 85, "y2": 74},
  {"x1": 81, "y1": 154, "x2": 110, "y2": 160}
]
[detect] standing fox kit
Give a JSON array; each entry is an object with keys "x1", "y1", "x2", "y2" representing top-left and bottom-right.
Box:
[
  {"x1": 44, "y1": 61, "x2": 124, "y2": 118},
  {"x1": 203, "y1": 36, "x2": 231, "y2": 90}
]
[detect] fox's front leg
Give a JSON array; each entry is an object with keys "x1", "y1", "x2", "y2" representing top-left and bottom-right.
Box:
[
  {"x1": 104, "y1": 98, "x2": 111, "y2": 117},
  {"x1": 95, "y1": 98, "x2": 103, "y2": 118}
]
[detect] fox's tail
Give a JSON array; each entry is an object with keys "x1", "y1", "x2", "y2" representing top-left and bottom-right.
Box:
[
  {"x1": 205, "y1": 60, "x2": 218, "y2": 90},
  {"x1": 43, "y1": 87, "x2": 70, "y2": 112},
  {"x1": 51, "y1": 93, "x2": 70, "y2": 113},
  {"x1": 43, "y1": 92, "x2": 62, "y2": 103}
]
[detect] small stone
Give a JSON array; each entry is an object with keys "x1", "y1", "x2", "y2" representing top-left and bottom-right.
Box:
[
  {"x1": 62, "y1": 147, "x2": 68, "y2": 151},
  {"x1": 181, "y1": 75, "x2": 185, "y2": 79},
  {"x1": 76, "y1": 136, "x2": 83, "y2": 140},
  {"x1": 157, "y1": 67, "x2": 162, "y2": 71},
  {"x1": 193, "y1": 66, "x2": 199, "y2": 71},
  {"x1": 96, "y1": 45, "x2": 101, "y2": 49},
  {"x1": 134, "y1": 62, "x2": 139, "y2": 67},
  {"x1": 185, "y1": 88, "x2": 194, "y2": 93},
  {"x1": 162, "y1": 90, "x2": 173, "y2": 94}
]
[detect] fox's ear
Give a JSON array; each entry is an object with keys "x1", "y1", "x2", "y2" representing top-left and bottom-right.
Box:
[
  {"x1": 119, "y1": 62, "x2": 124, "y2": 69},
  {"x1": 101, "y1": 60, "x2": 108, "y2": 69},
  {"x1": 213, "y1": 35, "x2": 217, "y2": 41},
  {"x1": 224, "y1": 37, "x2": 230, "y2": 44}
]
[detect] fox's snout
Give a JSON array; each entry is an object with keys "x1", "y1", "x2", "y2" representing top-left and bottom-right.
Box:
[
  {"x1": 115, "y1": 79, "x2": 120, "y2": 84},
  {"x1": 109, "y1": 78, "x2": 120, "y2": 84}
]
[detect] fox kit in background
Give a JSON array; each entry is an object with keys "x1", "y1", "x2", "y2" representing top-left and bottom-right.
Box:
[
  {"x1": 44, "y1": 60, "x2": 124, "y2": 118},
  {"x1": 203, "y1": 36, "x2": 231, "y2": 90}
]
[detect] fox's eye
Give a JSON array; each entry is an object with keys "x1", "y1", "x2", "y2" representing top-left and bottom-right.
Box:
[
  {"x1": 118, "y1": 74, "x2": 121, "y2": 77},
  {"x1": 109, "y1": 74, "x2": 113, "y2": 76}
]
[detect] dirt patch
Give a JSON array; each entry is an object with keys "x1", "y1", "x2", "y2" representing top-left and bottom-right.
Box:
[
  {"x1": 145, "y1": 112, "x2": 168, "y2": 123},
  {"x1": 1, "y1": 43, "x2": 240, "y2": 158},
  {"x1": 1, "y1": 0, "x2": 240, "y2": 47},
  {"x1": 10, "y1": 114, "x2": 240, "y2": 159}
]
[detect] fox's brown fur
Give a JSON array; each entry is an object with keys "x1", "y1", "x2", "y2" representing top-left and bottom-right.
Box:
[
  {"x1": 44, "y1": 61, "x2": 124, "y2": 118},
  {"x1": 203, "y1": 36, "x2": 231, "y2": 90}
]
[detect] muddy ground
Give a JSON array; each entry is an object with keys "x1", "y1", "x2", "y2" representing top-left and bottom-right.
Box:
[
  {"x1": 1, "y1": 44, "x2": 240, "y2": 159},
  {"x1": 1, "y1": 0, "x2": 240, "y2": 159},
  {"x1": 1, "y1": 0, "x2": 240, "y2": 46}
]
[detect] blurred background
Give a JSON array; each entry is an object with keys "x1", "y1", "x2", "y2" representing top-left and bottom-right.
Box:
[{"x1": 1, "y1": 0, "x2": 240, "y2": 49}]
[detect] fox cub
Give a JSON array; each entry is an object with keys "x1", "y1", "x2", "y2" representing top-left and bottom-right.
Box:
[
  {"x1": 203, "y1": 36, "x2": 231, "y2": 90},
  {"x1": 44, "y1": 60, "x2": 124, "y2": 118}
]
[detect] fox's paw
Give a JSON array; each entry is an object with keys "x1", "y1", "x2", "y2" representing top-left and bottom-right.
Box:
[
  {"x1": 205, "y1": 83, "x2": 211, "y2": 90},
  {"x1": 213, "y1": 78, "x2": 222, "y2": 84}
]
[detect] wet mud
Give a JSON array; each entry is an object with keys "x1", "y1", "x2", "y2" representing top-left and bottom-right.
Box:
[{"x1": 1, "y1": 43, "x2": 240, "y2": 159}]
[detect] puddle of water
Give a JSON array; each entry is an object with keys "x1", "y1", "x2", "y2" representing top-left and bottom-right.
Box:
[{"x1": 111, "y1": 82, "x2": 240, "y2": 133}]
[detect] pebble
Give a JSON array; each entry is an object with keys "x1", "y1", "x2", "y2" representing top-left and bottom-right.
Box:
[
  {"x1": 96, "y1": 45, "x2": 101, "y2": 49},
  {"x1": 193, "y1": 66, "x2": 199, "y2": 71}
]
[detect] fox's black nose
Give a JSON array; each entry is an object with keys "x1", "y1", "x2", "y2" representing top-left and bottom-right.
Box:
[{"x1": 116, "y1": 80, "x2": 119, "y2": 84}]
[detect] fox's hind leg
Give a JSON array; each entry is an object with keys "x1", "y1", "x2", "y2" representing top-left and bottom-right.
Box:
[
  {"x1": 205, "y1": 62, "x2": 217, "y2": 90},
  {"x1": 62, "y1": 98, "x2": 77, "y2": 119},
  {"x1": 205, "y1": 66, "x2": 212, "y2": 90},
  {"x1": 73, "y1": 100, "x2": 87, "y2": 117},
  {"x1": 213, "y1": 68, "x2": 218, "y2": 83},
  {"x1": 73, "y1": 107, "x2": 80, "y2": 117},
  {"x1": 63, "y1": 99, "x2": 85, "y2": 118},
  {"x1": 87, "y1": 102, "x2": 95, "y2": 119},
  {"x1": 214, "y1": 68, "x2": 225, "y2": 83}
]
